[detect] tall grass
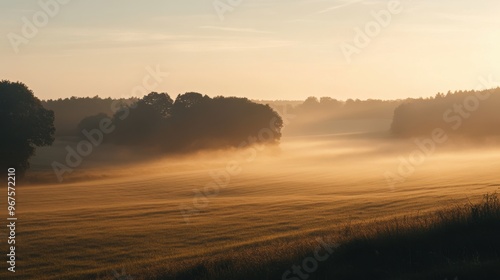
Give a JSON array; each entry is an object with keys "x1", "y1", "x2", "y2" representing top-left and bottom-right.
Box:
[{"x1": 144, "y1": 192, "x2": 500, "y2": 280}]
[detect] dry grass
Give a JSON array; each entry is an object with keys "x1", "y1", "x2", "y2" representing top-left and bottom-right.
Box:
[
  {"x1": 159, "y1": 193, "x2": 500, "y2": 280},
  {"x1": 3, "y1": 137, "x2": 500, "y2": 279}
]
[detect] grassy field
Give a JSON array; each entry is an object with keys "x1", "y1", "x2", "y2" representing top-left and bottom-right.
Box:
[
  {"x1": 3, "y1": 135, "x2": 500, "y2": 279},
  {"x1": 171, "y1": 192, "x2": 500, "y2": 280}
]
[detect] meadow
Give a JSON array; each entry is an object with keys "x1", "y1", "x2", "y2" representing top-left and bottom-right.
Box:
[{"x1": 3, "y1": 132, "x2": 500, "y2": 279}]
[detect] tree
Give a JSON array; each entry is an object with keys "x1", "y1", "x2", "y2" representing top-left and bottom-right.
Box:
[
  {"x1": 303, "y1": 96, "x2": 320, "y2": 108},
  {"x1": 139, "y1": 92, "x2": 173, "y2": 118},
  {"x1": 109, "y1": 92, "x2": 283, "y2": 152},
  {"x1": 172, "y1": 92, "x2": 209, "y2": 116},
  {"x1": 0, "y1": 81, "x2": 55, "y2": 177},
  {"x1": 111, "y1": 92, "x2": 174, "y2": 145}
]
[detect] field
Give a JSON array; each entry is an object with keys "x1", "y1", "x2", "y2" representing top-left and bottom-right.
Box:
[{"x1": 4, "y1": 133, "x2": 500, "y2": 280}]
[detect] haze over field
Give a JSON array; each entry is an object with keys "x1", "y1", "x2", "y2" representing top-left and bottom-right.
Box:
[
  {"x1": 2, "y1": 84, "x2": 500, "y2": 279},
  {"x1": 7, "y1": 133, "x2": 500, "y2": 279},
  {"x1": 2, "y1": 0, "x2": 500, "y2": 279}
]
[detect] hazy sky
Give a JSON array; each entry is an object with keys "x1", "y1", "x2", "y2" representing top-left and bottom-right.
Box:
[{"x1": 1, "y1": 0, "x2": 499, "y2": 100}]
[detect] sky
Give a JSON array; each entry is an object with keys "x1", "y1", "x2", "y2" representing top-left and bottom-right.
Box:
[{"x1": 1, "y1": 0, "x2": 499, "y2": 101}]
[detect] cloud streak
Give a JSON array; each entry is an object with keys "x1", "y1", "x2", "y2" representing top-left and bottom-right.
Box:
[
  {"x1": 199, "y1": 26, "x2": 272, "y2": 34},
  {"x1": 317, "y1": 0, "x2": 364, "y2": 14}
]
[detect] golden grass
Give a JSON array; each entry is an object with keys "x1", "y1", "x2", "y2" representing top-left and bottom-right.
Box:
[{"x1": 3, "y1": 137, "x2": 500, "y2": 279}]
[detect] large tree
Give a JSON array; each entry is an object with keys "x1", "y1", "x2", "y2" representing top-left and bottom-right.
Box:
[
  {"x1": 109, "y1": 92, "x2": 283, "y2": 152},
  {"x1": 0, "y1": 81, "x2": 55, "y2": 177},
  {"x1": 140, "y1": 92, "x2": 173, "y2": 118}
]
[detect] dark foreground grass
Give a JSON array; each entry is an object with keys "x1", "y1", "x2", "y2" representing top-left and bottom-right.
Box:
[{"x1": 156, "y1": 193, "x2": 500, "y2": 280}]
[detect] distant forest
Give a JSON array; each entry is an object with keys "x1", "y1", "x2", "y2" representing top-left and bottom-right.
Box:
[
  {"x1": 43, "y1": 96, "x2": 132, "y2": 137},
  {"x1": 277, "y1": 89, "x2": 500, "y2": 138},
  {"x1": 43, "y1": 87, "x2": 500, "y2": 145},
  {"x1": 391, "y1": 88, "x2": 500, "y2": 138}
]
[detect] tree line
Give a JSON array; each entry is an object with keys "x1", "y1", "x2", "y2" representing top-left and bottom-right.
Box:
[
  {"x1": 42, "y1": 96, "x2": 135, "y2": 137},
  {"x1": 1, "y1": 81, "x2": 283, "y2": 177},
  {"x1": 78, "y1": 92, "x2": 284, "y2": 153},
  {"x1": 3, "y1": 79, "x2": 500, "y2": 177},
  {"x1": 391, "y1": 88, "x2": 500, "y2": 138}
]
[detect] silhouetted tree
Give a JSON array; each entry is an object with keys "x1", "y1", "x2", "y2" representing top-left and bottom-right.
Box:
[
  {"x1": 109, "y1": 92, "x2": 283, "y2": 152},
  {"x1": 172, "y1": 92, "x2": 210, "y2": 117},
  {"x1": 111, "y1": 92, "x2": 175, "y2": 146},
  {"x1": 140, "y1": 92, "x2": 173, "y2": 118},
  {"x1": 166, "y1": 95, "x2": 283, "y2": 151},
  {"x1": 0, "y1": 81, "x2": 55, "y2": 177}
]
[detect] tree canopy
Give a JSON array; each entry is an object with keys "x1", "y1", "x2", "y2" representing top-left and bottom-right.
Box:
[
  {"x1": 0, "y1": 81, "x2": 55, "y2": 177},
  {"x1": 109, "y1": 92, "x2": 283, "y2": 152}
]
